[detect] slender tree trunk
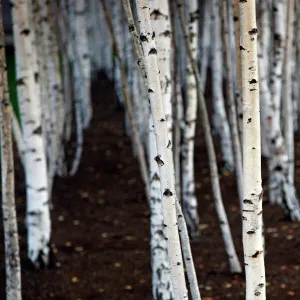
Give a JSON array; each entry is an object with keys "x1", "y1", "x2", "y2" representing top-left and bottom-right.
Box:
[
  {"x1": 111, "y1": 0, "x2": 125, "y2": 108},
  {"x1": 211, "y1": 0, "x2": 234, "y2": 172},
  {"x1": 74, "y1": 0, "x2": 92, "y2": 128},
  {"x1": 148, "y1": 2, "x2": 175, "y2": 298},
  {"x1": 12, "y1": 0, "x2": 51, "y2": 266},
  {"x1": 257, "y1": 0, "x2": 271, "y2": 159},
  {"x1": 200, "y1": 0, "x2": 211, "y2": 90},
  {"x1": 239, "y1": 1, "x2": 266, "y2": 299},
  {"x1": 149, "y1": 0, "x2": 172, "y2": 141},
  {"x1": 177, "y1": 0, "x2": 242, "y2": 274},
  {"x1": 283, "y1": 0, "x2": 295, "y2": 185},
  {"x1": 221, "y1": 0, "x2": 243, "y2": 208},
  {"x1": 175, "y1": 201, "x2": 201, "y2": 300},
  {"x1": 67, "y1": 0, "x2": 84, "y2": 176},
  {"x1": 135, "y1": 0, "x2": 188, "y2": 298},
  {"x1": 101, "y1": 0, "x2": 151, "y2": 205},
  {"x1": 181, "y1": 0, "x2": 200, "y2": 240},
  {"x1": 233, "y1": 0, "x2": 243, "y2": 144},
  {"x1": 57, "y1": 0, "x2": 73, "y2": 143},
  {"x1": 0, "y1": 2, "x2": 22, "y2": 297},
  {"x1": 149, "y1": 117, "x2": 174, "y2": 300},
  {"x1": 266, "y1": 0, "x2": 300, "y2": 220}
]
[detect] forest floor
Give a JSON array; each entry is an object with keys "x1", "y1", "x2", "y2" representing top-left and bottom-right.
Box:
[{"x1": 1, "y1": 74, "x2": 300, "y2": 300}]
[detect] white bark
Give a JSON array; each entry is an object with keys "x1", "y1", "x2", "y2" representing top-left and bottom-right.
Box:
[
  {"x1": 264, "y1": 0, "x2": 300, "y2": 220},
  {"x1": 211, "y1": 0, "x2": 234, "y2": 172},
  {"x1": 177, "y1": 0, "x2": 242, "y2": 274},
  {"x1": 257, "y1": 0, "x2": 271, "y2": 158},
  {"x1": 40, "y1": 0, "x2": 65, "y2": 182},
  {"x1": 149, "y1": 117, "x2": 174, "y2": 300},
  {"x1": 233, "y1": 0, "x2": 243, "y2": 144},
  {"x1": 200, "y1": 0, "x2": 211, "y2": 90},
  {"x1": 283, "y1": 0, "x2": 295, "y2": 185},
  {"x1": 68, "y1": 0, "x2": 84, "y2": 176},
  {"x1": 0, "y1": 9, "x2": 22, "y2": 298},
  {"x1": 149, "y1": 0, "x2": 172, "y2": 141},
  {"x1": 74, "y1": 0, "x2": 92, "y2": 128},
  {"x1": 181, "y1": 0, "x2": 200, "y2": 240},
  {"x1": 135, "y1": 1, "x2": 188, "y2": 298},
  {"x1": 12, "y1": 0, "x2": 51, "y2": 266},
  {"x1": 221, "y1": 0, "x2": 243, "y2": 208},
  {"x1": 239, "y1": 1, "x2": 266, "y2": 299},
  {"x1": 175, "y1": 201, "x2": 201, "y2": 300},
  {"x1": 148, "y1": 3, "x2": 175, "y2": 298}
]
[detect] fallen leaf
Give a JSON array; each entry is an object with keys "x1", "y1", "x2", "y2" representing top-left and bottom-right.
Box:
[
  {"x1": 124, "y1": 285, "x2": 132, "y2": 290},
  {"x1": 71, "y1": 277, "x2": 79, "y2": 283}
]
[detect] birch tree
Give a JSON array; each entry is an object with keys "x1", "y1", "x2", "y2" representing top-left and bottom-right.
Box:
[
  {"x1": 74, "y1": 0, "x2": 92, "y2": 128},
  {"x1": 177, "y1": 0, "x2": 241, "y2": 274},
  {"x1": 266, "y1": 0, "x2": 300, "y2": 220},
  {"x1": 0, "y1": 2, "x2": 22, "y2": 297},
  {"x1": 211, "y1": 0, "x2": 234, "y2": 172},
  {"x1": 135, "y1": 0, "x2": 188, "y2": 298},
  {"x1": 12, "y1": 0, "x2": 51, "y2": 266},
  {"x1": 239, "y1": 1, "x2": 266, "y2": 299},
  {"x1": 283, "y1": 0, "x2": 295, "y2": 187},
  {"x1": 221, "y1": 0, "x2": 243, "y2": 207},
  {"x1": 148, "y1": 1, "x2": 174, "y2": 298},
  {"x1": 181, "y1": 0, "x2": 200, "y2": 240}
]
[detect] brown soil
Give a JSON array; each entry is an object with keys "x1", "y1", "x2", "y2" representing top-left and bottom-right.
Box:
[{"x1": 1, "y1": 74, "x2": 300, "y2": 300}]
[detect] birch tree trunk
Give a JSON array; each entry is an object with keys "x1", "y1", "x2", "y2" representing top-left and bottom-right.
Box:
[
  {"x1": 233, "y1": 0, "x2": 243, "y2": 143},
  {"x1": 266, "y1": 0, "x2": 300, "y2": 220},
  {"x1": 181, "y1": 0, "x2": 200, "y2": 240},
  {"x1": 200, "y1": 0, "x2": 212, "y2": 90},
  {"x1": 112, "y1": 0, "x2": 125, "y2": 108},
  {"x1": 149, "y1": 117, "x2": 174, "y2": 300},
  {"x1": 135, "y1": 1, "x2": 188, "y2": 298},
  {"x1": 148, "y1": 2, "x2": 175, "y2": 298},
  {"x1": 239, "y1": 1, "x2": 266, "y2": 299},
  {"x1": 257, "y1": 0, "x2": 271, "y2": 159},
  {"x1": 211, "y1": 0, "x2": 234, "y2": 172},
  {"x1": 121, "y1": 3, "x2": 174, "y2": 296},
  {"x1": 283, "y1": 0, "x2": 295, "y2": 186},
  {"x1": 149, "y1": 0, "x2": 172, "y2": 141},
  {"x1": 177, "y1": 0, "x2": 242, "y2": 274},
  {"x1": 74, "y1": 0, "x2": 92, "y2": 128},
  {"x1": 12, "y1": 0, "x2": 51, "y2": 266},
  {"x1": 0, "y1": 3, "x2": 22, "y2": 297},
  {"x1": 37, "y1": 0, "x2": 65, "y2": 186},
  {"x1": 221, "y1": 0, "x2": 243, "y2": 208}
]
